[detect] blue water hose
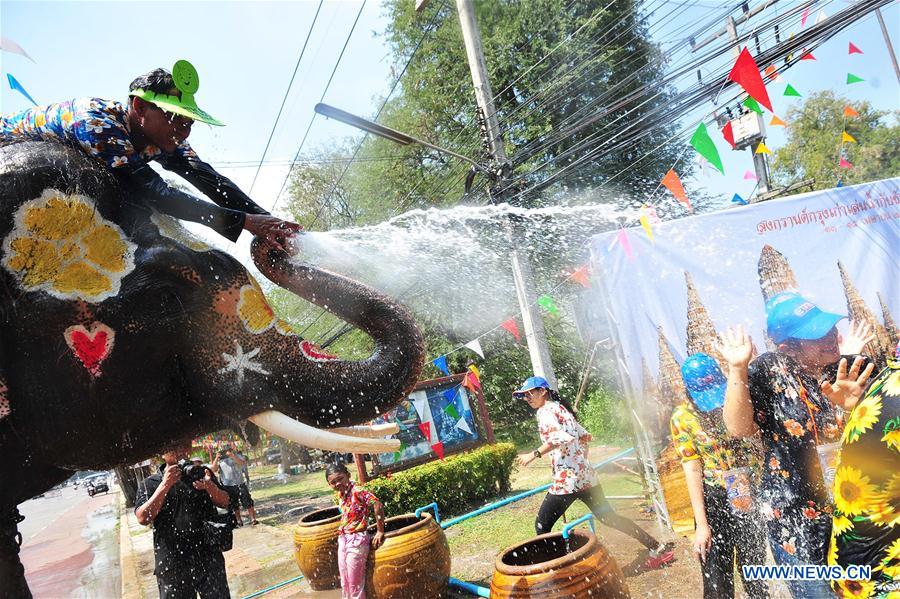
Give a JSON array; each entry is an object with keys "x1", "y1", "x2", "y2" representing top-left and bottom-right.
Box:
[
  {"x1": 239, "y1": 574, "x2": 304, "y2": 599},
  {"x1": 448, "y1": 577, "x2": 491, "y2": 598},
  {"x1": 415, "y1": 501, "x2": 441, "y2": 524},
  {"x1": 561, "y1": 513, "x2": 595, "y2": 539}
]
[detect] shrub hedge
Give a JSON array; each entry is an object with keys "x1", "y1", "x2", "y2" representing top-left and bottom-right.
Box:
[{"x1": 363, "y1": 443, "x2": 517, "y2": 518}]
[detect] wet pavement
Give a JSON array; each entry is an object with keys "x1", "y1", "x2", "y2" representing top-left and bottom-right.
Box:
[{"x1": 19, "y1": 484, "x2": 121, "y2": 598}]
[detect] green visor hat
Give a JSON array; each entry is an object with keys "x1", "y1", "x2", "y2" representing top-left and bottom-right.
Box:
[{"x1": 129, "y1": 59, "x2": 224, "y2": 126}]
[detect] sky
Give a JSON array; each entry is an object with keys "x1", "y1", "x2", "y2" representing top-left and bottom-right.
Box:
[{"x1": 1, "y1": 0, "x2": 898, "y2": 265}]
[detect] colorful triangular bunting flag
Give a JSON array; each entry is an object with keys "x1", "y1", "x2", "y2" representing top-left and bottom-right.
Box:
[
  {"x1": 721, "y1": 121, "x2": 736, "y2": 149},
  {"x1": 755, "y1": 142, "x2": 772, "y2": 155},
  {"x1": 6, "y1": 74, "x2": 37, "y2": 106},
  {"x1": 743, "y1": 96, "x2": 764, "y2": 115},
  {"x1": 849, "y1": 42, "x2": 863, "y2": 55},
  {"x1": 500, "y1": 319, "x2": 521, "y2": 342},
  {"x1": 814, "y1": 10, "x2": 826, "y2": 25},
  {"x1": 432, "y1": 355, "x2": 450, "y2": 376},
  {"x1": 843, "y1": 105, "x2": 860, "y2": 118},
  {"x1": 641, "y1": 204, "x2": 661, "y2": 225},
  {"x1": 769, "y1": 115, "x2": 786, "y2": 127},
  {"x1": 661, "y1": 169, "x2": 692, "y2": 212},
  {"x1": 841, "y1": 131, "x2": 857, "y2": 144},
  {"x1": 615, "y1": 229, "x2": 634, "y2": 262},
  {"x1": 783, "y1": 84, "x2": 801, "y2": 97},
  {"x1": 732, "y1": 193, "x2": 748, "y2": 205},
  {"x1": 836, "y1": 179, "x2": 844, "y2": 188},
  {"x1": 639, "y1": 215, "x2": 654, "y2": 243},
  {"x1": 455, "y1": 417, "x2": 473, "y2": 435},
  {"x1": 0, "y1": 37, "x2": 35, "y2": 62},
  {"x1": 689, "y1": 122, "x2": 725, "y2": 175},
  {"x1": 801, "y1": 6, "x2": 811, "y2": 27},
  {"x1": 537, "y1": 295, "x2": 558, "y2": 315},
  {"x1": 846, "y1": 73, "x2": 864, "y2": 84},
  {"x1": 728, "y1": 48, "x2": 774, "y2": 112},
  {"x1": 568, "y1": 264, "x2": 591, "y2": 288},
  {"x1": 463, "y1": 366, "x2": 481, "y2": 391},
  {"x1": 464, "y1": 339, "x2": 484, "y2": 359},
  {"x1": 743, "y1": 170, "x2": 757, "y2": 180},
  {"x1": 800, "y1": 50, "x2": 815, "y2": 61},
  {"x1": 443, "y1": 403, "x2": 460, "y2": 420},
  {"x1": 418, "y1": 421, "x2": 432, "y2": 442},
  {"x1": 431, "y1": 441, "x2": 445, "y2": 460},
  {"x1": 839, "y1": 157, "x2": 853, "y2": 169}
]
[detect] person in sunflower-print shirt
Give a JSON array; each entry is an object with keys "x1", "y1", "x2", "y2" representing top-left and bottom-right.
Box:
[
  {"x1": 326, "y1": 461, "x2": 385, "y2": 599},
  {"x1": 0, "y1": 63, "x2": 300, "y2": 250},
  {"x1": 820, "y1": 344, "x2": 899, "y2": 598},
  {"x1": 722, "y1": 292, "x2": 875, "y2": 599},
  {"x1": 671, "y1": 353, "x2": 769, "y2": 599}
]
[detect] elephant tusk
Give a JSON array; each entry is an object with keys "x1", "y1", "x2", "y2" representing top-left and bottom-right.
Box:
[
  {"x1": 328, "y1": 423, "x2": 400, "y2": 438},
  {"x1": 248, "y1": 411, "x2": 400, "y2": 454}
]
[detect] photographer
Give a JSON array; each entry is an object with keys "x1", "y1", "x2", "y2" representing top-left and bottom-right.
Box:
[
  {"x1": 136, "y1": 442, "x2": 232, "y2": 598},
  {"x1": 212, "y1": 445, "x2": 257, "y2": 526}
]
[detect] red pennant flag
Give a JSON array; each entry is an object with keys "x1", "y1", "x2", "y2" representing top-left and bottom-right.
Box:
[
  {"x1": 418, "y1": 421, "x2": 432, "y2": 442},
  {"x1": 431, "y1": 442, "x2": 445, "y2": 460},
  {"x1": 801, "y1": 6, "x2": 811, "y2": 27},
  {"x1": 843, "y1": 105, "x2": 860, "y2": 118},
  {"x1": 721, "y1": 121, "x2": 736, "y2": 149},
  {"x1": 568, "y1": 264, "x2": 591, "y2": 288},
  {"x1": 728, "y1": 48, "x2": 773, "y2": 112},
  {"x1": 501, "y1": 319, "x2": 521, "y2": 342},
  {"x1": 800, "y1": 50, "x2": 815, "y2": 61},
  {"x1": 462, "y1": 369, "x2": 481, "y2": 392},
  {"x1": 661, "y1": 169, "x2": 692, "y2": 212},
  {"x1": 848, "y1": 42, "x2": 863, "y2": 55},
  {"x1": 839, "y1": 157, "x2": 853, "y2": 169}
]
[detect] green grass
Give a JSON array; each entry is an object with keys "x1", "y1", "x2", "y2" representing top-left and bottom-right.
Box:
[{"x1": 250, "y1": 470, "x2": 332, "y2": 503}]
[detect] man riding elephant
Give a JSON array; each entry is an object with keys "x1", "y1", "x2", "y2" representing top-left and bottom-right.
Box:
[
  {"x1": 0, "y1": 135, "x2": 423, "y2": 596},
  {"x1": 0, "y1": 59, "x2": 301, "y2": 250}
]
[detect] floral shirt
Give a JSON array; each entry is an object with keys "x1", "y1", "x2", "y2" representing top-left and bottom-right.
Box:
[
  {"x1": 748, "y1": 352, "x2": 843, "y2": 564},
  {"x1": 669, "y1": 402, "x2": 762, "y2": 489},
  {"x1": 829, "y1": 359, "x2": 900, "y2": 599},
  {"x1": 337, "y1": 482, "x2": 378, "y2": 535},
  {"x1": 536, "y1": 401, "x2": 597, "y2": 495},
  {"x1": 1, "y1": 99, "x2": 268, "y2": 242}
]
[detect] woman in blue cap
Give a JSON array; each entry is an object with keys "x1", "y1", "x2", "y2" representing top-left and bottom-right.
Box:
[
  {"x1": 515, "y1": 375, "x2": 675, "y2": 570},
  {"x1": 670, "y1": 353, "x2": 768, "y2": 599}
]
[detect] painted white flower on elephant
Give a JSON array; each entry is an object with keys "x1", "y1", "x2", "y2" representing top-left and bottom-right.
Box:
[
  {"x1": 0, "y1": 378, "x2": 9, "y2": 421},
  {"x1": 150, "y1": 212, "x2": 211, "y2": 252},
  {"x1": 237, "y1": 278, "x2": 276, "y2": 334},
  {"x1": 220, "y1": 341, "x2": 270, "y2": 386},
  {"x1": 2, "y1": 189, "x2": 136, "y2": 302}
]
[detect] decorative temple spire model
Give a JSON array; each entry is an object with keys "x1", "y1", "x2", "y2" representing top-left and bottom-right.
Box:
[
  {"x1": 757, "y1": 244, "x2": 799, "y2": 303},
  {"x1": 837, "y1": 261, "x2": 894, "y2": 365},
  {"x1": 641, "y1": 359, "x2": 668, "y2": 448},
  {"x1": 684, "y1": 271, "x2": 726, "y2": 367},
  {"x1": 878, "y1": 292, "x2": 899, "y2": 349},
  {"x1": 657, "y1": 326, "x2": 686, "y2": 407}
]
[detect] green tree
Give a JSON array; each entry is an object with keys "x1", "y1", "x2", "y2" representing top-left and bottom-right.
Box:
[{"x1": 772, "y1": 90, "x2": 900, "y2": 190}]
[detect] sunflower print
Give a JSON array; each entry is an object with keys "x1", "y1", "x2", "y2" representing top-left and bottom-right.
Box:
[
  {"x1": 842, "y1": 393, "x2": 883, "y2": 444},
  {"x1": 834, "y1": 466, "x2": 878, "y2": 517}
]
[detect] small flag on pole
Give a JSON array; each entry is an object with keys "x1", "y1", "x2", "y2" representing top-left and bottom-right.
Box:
[
  {"x1": 661, "y1": 169, "x2": 692, "y2": 211},
  {"x1": 732, "y1": 193, "x2": 748, "y2": 205},
  {"x1": 848, "y1": 42, "x2": 863, "y2": 55},
  {"x1": 843, "y1": 105, "x2": 860, "y2": 118},
  {"x1": 841, "y1": 131, "x2": 857, "y2": 144},
  {"x1": 755, "y1": 142, "x2": 772, "y2": 155},
  {"x1": 800, "y1": 50, "x2": 815, "y2": 61},
  {"x1": 783, "y1": 84, "x2": 801, "y2": 97},
  {"x1": 639, "y1": 215, "x2": 654, "y2": 243},
  {"x1": 689, "y1": 123, "x2": 725, "y2": 175},
  {"x1": 846, "y1": 73, "x2": 864, "y2": 84},
  {"x1": 744, "y1": 170, "x2": 757, "y2": 180},
  {"x1": 839, "y1": 157, "x2": 853, "y2": 169},
  {"x1": 769, "y1": 115, "x2": 787, "y2": 127}
]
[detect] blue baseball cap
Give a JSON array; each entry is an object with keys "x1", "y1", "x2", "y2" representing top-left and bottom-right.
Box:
[
  {"x1": 766, "y1": 292, "x2": 845, "y2": 345},
  {"x1": 681, "y1": 353, "x2": 726, "y2": 413},
  {"x1": 513, "y1": 376, "x2": 551, "y2": 397}
]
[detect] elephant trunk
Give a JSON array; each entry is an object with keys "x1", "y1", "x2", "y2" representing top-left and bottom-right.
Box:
[{"x1": 251, "y1": 238, "x2": 425, "y2": 428}]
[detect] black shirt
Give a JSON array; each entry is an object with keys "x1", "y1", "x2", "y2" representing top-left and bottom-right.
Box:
[{"x1": 135, "y1": 464, "x2": 224, "y2": 575}]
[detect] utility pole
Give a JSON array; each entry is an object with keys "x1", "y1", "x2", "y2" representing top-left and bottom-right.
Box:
[
  {"x1": 453, "y1": 0, "x2": 558, "y2": 388},
  {"x1": 875, "y1": 8, "x2": 900, "y2": 85}
]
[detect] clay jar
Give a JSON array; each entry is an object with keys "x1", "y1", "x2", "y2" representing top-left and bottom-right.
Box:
[
  {"x1": 490, "y1": 530, "x2": 630, "y2": 598},
  {"x1": 293, "y1": 506, "x2": 342, "y2": 590},
  {"x1": 365, "y1": 512, "x2": 451, "y2": 599}
]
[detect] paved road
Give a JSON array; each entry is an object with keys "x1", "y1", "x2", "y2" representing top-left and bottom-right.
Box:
[{"x1": 18, "y1": 485, "x2": 120, "y2": 598}]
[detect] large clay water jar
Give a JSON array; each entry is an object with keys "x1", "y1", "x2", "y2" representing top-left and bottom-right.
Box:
[
  {"x1": 293, "y1": 506, "x2": 342, "y2": 590},
  {"x1": 490, "y1": 530, "x2": 630, "y2": 598},
  {"x1": 365, "y1": 512, "x2": 451, "y2": 599}
]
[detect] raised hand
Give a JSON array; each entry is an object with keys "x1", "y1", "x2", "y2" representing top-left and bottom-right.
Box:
[
  {"x1": 839, "y1": 321, "x2": 875, "y2": 355},
  {"x1": 244, "y1": 214, "x2": 303, "y2": 253},
  {"x1": 718, "y1": 325, "x2": 754, "y2": 370},
  {"x1": 820, "y1": 356, "x2": 876, "y2": 410}
]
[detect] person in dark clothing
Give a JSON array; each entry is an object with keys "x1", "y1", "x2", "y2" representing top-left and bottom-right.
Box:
[
  {"x1": 0, "y1": 60, "x2": 300, "y2": 249},
  {"x1": 135, "y1": 441, "x2": 233, "y2": 598}
]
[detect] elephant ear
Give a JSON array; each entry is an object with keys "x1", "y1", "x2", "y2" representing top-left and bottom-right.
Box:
[{"x1": 234, "y1": 420, "x2": 261, "y2": 447}]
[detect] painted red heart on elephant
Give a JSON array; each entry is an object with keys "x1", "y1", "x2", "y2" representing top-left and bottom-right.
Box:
[{"x1": 64, "y1": 323, "x2": 115, "y2": 377}]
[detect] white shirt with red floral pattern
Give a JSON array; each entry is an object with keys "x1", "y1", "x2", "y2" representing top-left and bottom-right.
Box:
[{"x1": 536, "y1": 401, "x2": 597, "y2": 495}]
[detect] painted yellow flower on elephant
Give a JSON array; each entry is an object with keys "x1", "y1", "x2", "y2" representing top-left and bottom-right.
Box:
[
  {"x1": 237, "y1": 278, "x2": 275, "y2": 333},
  {"x1": 834, "y1": 465, "x2": 877, "y2": 517},
  {"x1": 2, "y1": 189, "x2": 135, "y2": 302},
  {"x1": 842, "y1": 394, "x2": 882, "y2": 444}
]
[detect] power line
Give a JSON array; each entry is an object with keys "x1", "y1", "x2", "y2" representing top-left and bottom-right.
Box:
[{"x1": 249, "y1": 0, "x2": 325, "y2": 195}]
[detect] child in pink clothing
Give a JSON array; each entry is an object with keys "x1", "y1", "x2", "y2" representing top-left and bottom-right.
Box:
[{"x1": 326, "y1": 462, "x2": 386, "y2": 599}]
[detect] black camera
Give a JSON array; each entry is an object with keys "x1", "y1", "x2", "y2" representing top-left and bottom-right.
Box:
[{"x1": 176, "y1": 459, "x2": 209, "y2": 484}]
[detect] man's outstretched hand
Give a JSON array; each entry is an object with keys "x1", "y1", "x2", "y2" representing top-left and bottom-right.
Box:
[{"x1": 244, "y1": 214, "x2": 303, "y2": 253}]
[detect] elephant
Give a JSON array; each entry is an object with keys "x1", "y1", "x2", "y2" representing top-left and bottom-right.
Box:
[{"x1": 0, "y1": 141, "x2": 424, "y2": 596}]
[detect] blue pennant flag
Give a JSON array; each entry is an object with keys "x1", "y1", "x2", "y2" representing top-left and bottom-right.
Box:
[
  {"x1": 836, "y1": 179, "x2": 844, "y2": 188},
  {"x1": 731, "y1": 193, "x2": 748, "y2": 205},
  {"x1": 433, "y1": 355, "x2": 450, "y2": 376},
  {"x1": 7, "y1": 73, "x2": 37, "y2": 106},
  {"x1": 442, "y1": 387, "x2": 458, "y2": 404}
]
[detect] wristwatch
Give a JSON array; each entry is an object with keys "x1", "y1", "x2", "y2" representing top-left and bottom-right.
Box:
[{"x1": 533, "y1": 449, "x2": 541, "y2": 459}]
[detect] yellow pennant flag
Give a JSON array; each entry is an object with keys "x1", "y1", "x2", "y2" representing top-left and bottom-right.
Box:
[
  {"x1": 769, "y1": 115, "x2": 787, "y2": 127},
  {"x1": 842, "y1": 131, "x2": 857, "y2": 143},
  {"x1": 755, "y1": 142, "x2": 772, "y2": 155},
  {"x1": 639, "y1": 215, "x2": 654, "y2": 243}
]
